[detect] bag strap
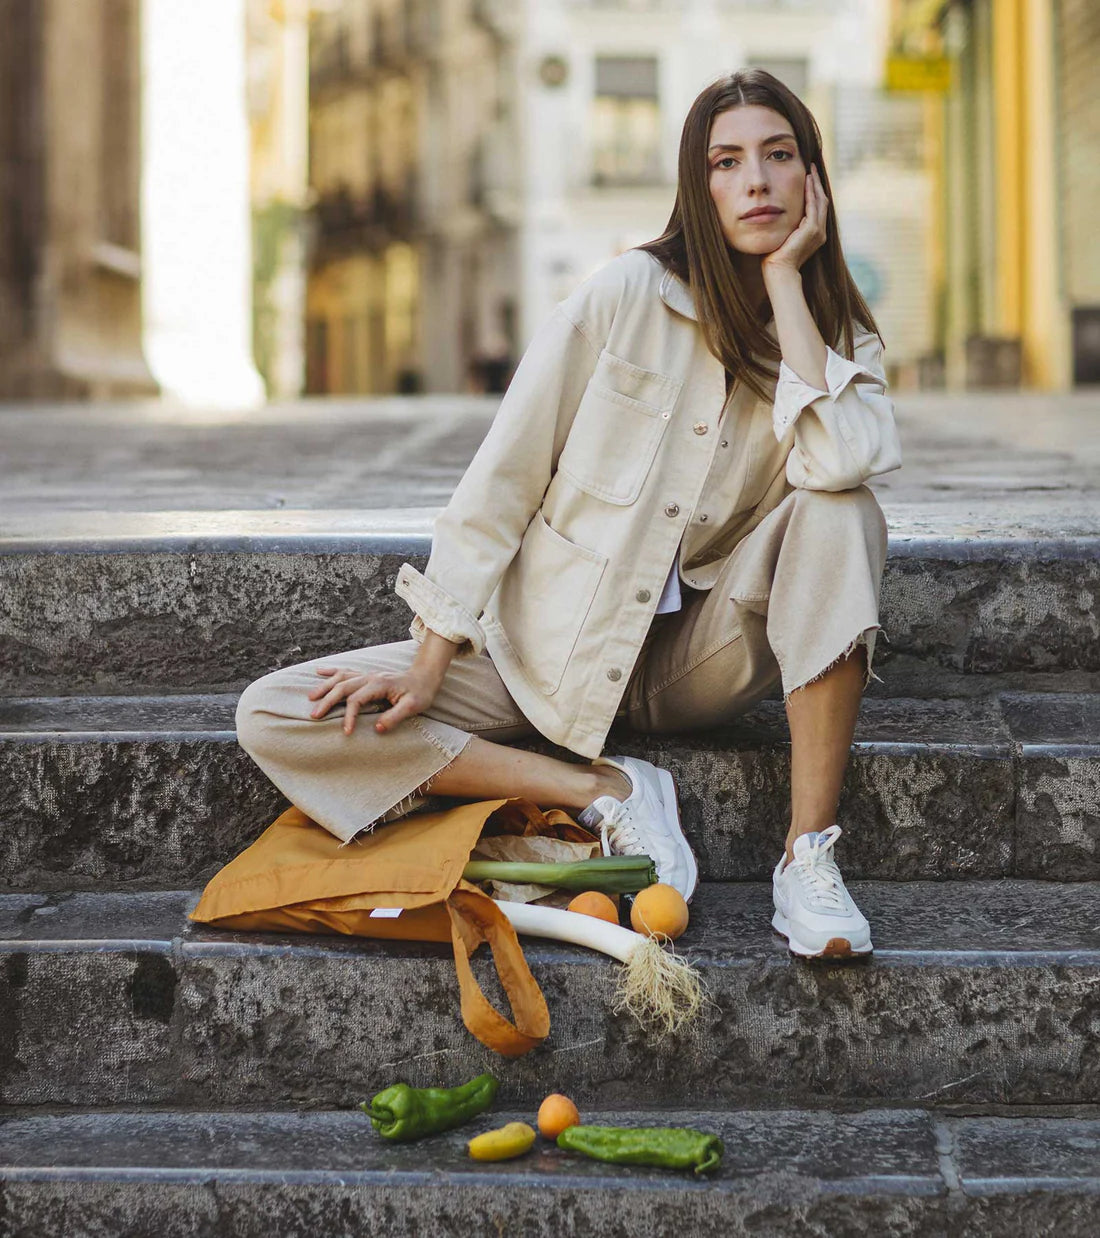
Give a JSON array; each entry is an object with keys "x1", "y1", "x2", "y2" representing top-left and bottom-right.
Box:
[{"x1": 445, "y1": 883, "x2": 550, "y2": 1056}]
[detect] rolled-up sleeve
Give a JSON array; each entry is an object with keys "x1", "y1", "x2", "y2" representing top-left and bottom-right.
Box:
[
  {"x1": 772, "y1": 330, "x2": 902, "y2": 492},
  {"x1": 395, "y1": 304, "x2": 603, "y2": 655}
]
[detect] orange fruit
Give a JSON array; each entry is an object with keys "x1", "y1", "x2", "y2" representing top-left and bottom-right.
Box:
[
  {"x1": 538, "y1": 1092, "x2": 581, "y2": 1139},
  {"x1": 629, "y1": 883, "x2": 689, "y2": 941},
  {"x1": 566, "y1": 890, "x2": 619, "y2": 924}
]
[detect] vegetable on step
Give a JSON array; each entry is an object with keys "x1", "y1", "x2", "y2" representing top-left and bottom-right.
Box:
[
  {"x1": 360, "y1": 1072, "x2": 498, "y2": 1142},
  {"x1": 630, "y1": 883, "x2": 690, "y2": 941},
  {"x1": 537, "y1": 1092, "x2": 581, "y2": 1138},
  {"x1": 462, "y1": 855, "x2": 657, "y2": 894},
  {"x1": 467, "y1": 1121, "x2": 537, "y2": 1161},
  {"x1": 557, "y1": 1124, "x2": 724, "y2": 1174},
  {"x1": 494, "y1": 901, "x2": 708, "y2": 1039},
  {"x1": 567, "y1": 891, "x2": 619, "y2": 924}
]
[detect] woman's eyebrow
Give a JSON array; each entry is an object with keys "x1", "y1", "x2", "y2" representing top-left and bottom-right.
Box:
[{"x1": 708, "y1": 134, "x2": 796, "y2": 153}]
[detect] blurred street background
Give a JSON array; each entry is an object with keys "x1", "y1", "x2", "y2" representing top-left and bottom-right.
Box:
[
  {"x1": 0, "y1": 0, "x2": 1097, "y2": 542},
  {"x1": 1, "y1": 0, "x2": 1096, "y2": 409}
]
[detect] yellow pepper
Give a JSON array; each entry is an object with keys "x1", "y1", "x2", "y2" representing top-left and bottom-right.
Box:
[{"x1": 467, "y1": 1121, "x2": 537, "y2": 1161}]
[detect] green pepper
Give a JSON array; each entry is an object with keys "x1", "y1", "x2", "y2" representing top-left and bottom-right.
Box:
[
  {"x1": 556, "y1": 1125, "x2": 723, "y2": 1174},
  {"x1": 359, "y1": 1072, "x2": 499, "y2": 1142}
]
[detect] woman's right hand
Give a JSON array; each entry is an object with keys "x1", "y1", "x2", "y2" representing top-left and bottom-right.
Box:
[{"x1": 308, "y1": 663, "x2": 445, "y2": 735}]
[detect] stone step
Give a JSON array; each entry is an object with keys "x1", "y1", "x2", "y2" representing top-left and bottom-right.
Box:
[
  {"x1": 2, "y1": 1106, "x2": 1098, "y2": 1236},
  {"x1": 2, "y1": 692, "x2": 1098, "y2": 891},
  {"x1": 2, "y1": 881, "x2": 1098, "y2": 1110},
  {"x1": 2, "y1": 521, "x2": 1098, "y2": 695}
]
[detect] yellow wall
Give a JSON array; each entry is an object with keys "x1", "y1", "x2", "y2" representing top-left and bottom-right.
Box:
[{"x1": 992, "y1": 0, "x2": 1068, "y2": 387}]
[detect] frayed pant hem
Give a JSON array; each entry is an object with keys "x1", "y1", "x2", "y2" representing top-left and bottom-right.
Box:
[
  {"x1": 334, "y1": 728, "x2": 474, "y2": 849},
  {"x1": 782, "y1": 625, "x2": 882, "y2": 707}
]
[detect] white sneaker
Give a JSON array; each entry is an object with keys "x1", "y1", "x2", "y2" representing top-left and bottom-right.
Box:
[
  {"x1": 771, "y1": 825, "x2": 872, "y2": 960},
  {"x1": 578, "y1": 755, "x2": 699, "y2": 903}
]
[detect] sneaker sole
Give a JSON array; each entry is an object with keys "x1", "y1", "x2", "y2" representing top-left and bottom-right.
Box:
[
  {"x1": 655, "y1": 767, "x2": 700, "y2": 905},
  {"x1": 771, "y1": 911, "x2": 873, "y2": 960}
]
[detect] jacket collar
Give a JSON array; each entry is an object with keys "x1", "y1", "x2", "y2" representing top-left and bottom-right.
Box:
[
  {"x1": 658, "y1": 267, "x2": 698, "y2": 321},
  {"x1": 659, "y1": 266, "x2": 777, "y2": 339}
]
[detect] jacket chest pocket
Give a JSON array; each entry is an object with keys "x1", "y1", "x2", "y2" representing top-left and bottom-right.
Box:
[
  {"x1": 496, "y1": 510, "x2": 608, "y2": 695},
  {"x1": 557, "y1": 349, "x2": 683, "y2": 505}
]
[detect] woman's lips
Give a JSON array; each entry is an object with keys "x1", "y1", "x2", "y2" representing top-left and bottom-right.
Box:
[{"x1": 741, "y1": 209, "x2": 783, "y2": 223}]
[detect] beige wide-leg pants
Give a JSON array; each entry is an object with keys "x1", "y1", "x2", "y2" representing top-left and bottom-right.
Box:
[{"x1": 235, "y1": 486, "x2": 888, "y2": 845}]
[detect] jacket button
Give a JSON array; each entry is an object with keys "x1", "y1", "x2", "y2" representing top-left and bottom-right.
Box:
[
  {"x1": 606, "y1": 667, "x2": 622, "y2": 682},
  {"x1": 693, "y1": 421, "x2": 709, "y2": 435},
  {"x1": 699, "y1": 513, "x2": 708, "y2": 522},
  {"x1": 664, "y1": 502, "x2": 680, "y2": 517},
  {"x1": 636, "y1": 588, "x2": 651, "y2": 603},
  {"x1": 720, "y1": 439, "x2": 729, "y2": 448}
]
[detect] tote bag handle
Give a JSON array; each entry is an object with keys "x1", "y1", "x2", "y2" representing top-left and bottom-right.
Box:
[{"x1": 445, "y1": 883, "x2": 550, "y2": 1056}]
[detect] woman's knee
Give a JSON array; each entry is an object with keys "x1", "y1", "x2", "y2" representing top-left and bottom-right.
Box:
[
  {"x1": 234, "y1": 669, "x2": 304, "y2": 756},
  {"x1": 790, "y1": 484, "x2": 887, "y2": 555}
]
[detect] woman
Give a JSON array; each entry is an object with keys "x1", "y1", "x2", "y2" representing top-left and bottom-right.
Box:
[{"x1": 235, "y1": 69, "x2": 901, "y2": 961}]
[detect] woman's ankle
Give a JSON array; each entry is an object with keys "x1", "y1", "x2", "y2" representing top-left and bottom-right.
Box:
[{"x1": 583, "y1": 763, "x2": 632, "y2": 806}]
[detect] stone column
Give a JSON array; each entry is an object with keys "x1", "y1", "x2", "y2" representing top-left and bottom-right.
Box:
[{"x1": 142, "y1": 0, "x2": 265, "y2": 407}]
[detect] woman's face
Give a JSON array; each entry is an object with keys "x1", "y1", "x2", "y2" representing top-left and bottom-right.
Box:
[{"x1": 707, "y1": 104, "x2": 808, "y2": 255}]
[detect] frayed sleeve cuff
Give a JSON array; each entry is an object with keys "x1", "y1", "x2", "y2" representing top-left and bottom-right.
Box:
[{"x1": 395, "y1": 563, "x2": 486, "y2": 657}]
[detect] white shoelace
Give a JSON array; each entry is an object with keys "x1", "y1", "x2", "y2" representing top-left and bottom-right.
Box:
[
  {"x1": 596, "y1": 799, "x2": 649, "y2": 858},
  {"x1": 790, "y1": 824, "x2": 847, "y2": 912}
]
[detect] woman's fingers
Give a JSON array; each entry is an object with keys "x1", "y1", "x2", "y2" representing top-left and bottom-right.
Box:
[
  {"x1": 373, "y1": 692, "x2": 421, "y2": 733},
  {"x1": 346, "y1": 683, "x2": 411, "y2": 734},
  {"x1": 343, "y1": 692, "x2": 370, "y2": 734},
  {"x1": 812, "y1": 166, "x2": 828, "y2": 227},
  {"x1": 309, "y1": 675, "x2": 349, "y2": 715},
  {"x1": 303, "y1": 668, "x2": 429, "y2": 733},
  {"x1": 307, "y1": 667, "x2": 341, "y2": 700},
  {"x1": 311, "y1": 672, "x2": 388, "y2": 718}
]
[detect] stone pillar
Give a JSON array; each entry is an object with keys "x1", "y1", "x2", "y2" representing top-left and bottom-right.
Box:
[
  {"x1": 142, "y1": 0, "x2": 264, "y2": 407},
  {"x1": 0, "y1": 0, "x2": 156, "y2": 400}
]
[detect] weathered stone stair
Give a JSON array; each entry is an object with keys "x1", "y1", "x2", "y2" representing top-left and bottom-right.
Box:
[
  {"x1": 2, "y1": 517, "x2": 1099, "y2": 1235},
  {"x1": 2, "y1": 1108, "x2": 1099, "y2": 1235}
]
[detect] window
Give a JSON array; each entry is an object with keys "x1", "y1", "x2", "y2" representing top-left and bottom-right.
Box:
[{"x1": 591, "y1": 55, "x2": 663, "y2": 187}]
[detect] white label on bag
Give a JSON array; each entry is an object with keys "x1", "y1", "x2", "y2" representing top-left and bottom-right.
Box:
[{"x1": 369, "y1": 907, "x2": 404, "y2": 919}]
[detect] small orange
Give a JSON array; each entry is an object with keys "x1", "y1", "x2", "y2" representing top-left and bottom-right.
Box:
[
  {"x1": 566, "y1": 890, "x2": 619, "y2": 924},
  {"x1": 629, "y1": 883, "x2": 689, "y2": 941},
  {"x1": 538, "y1": 1092, "x2": 581, "y2": 1139}
]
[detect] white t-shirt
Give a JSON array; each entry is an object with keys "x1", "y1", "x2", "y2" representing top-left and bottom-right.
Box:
[{"x1": 654, "y1": 551, "x2": 683, "y2": 614}]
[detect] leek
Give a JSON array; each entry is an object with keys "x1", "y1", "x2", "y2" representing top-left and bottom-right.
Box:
[
  {"x1": 495, "y1": 900, "x2": 710, "y2": 1040},
  {"x1": 462, "y1": 854, "x2": 656, "y2": 894}
]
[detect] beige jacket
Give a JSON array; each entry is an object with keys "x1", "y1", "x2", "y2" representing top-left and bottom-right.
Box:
[{"x1": 395, "y1": 248, "x2": 901, "y2": 757}]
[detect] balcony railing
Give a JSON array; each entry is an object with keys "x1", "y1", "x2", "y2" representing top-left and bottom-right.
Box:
[
  {"x1": 310, "y1": 178, "x2": 420, "y2": 258},
  {"x1": 309, "y1": 39, "x2": 371, "y2": 93}
]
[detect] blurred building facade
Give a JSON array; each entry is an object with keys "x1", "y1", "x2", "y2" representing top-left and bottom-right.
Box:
[
  {"x1": 305, "y1": 0, "x2": 518, "y2": 395},
  {"x1": 0, "y1": 0, "x2": 264, "y2": 406},
  {"x1": 895, "y1": 0, "x2": 1095, "y2": 390},
  {"x1": 520, "y1": 0, "x2": 922, "y2": 377},
  {"x1": 305, "y1": 0, "x2": 929, "y2": 395}
]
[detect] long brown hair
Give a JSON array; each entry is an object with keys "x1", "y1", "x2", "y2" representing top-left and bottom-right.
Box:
[{"x1": 636, "y1": 69, "x2": 882, "y2": 403}]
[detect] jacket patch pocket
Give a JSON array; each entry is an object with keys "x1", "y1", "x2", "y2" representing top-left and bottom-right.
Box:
[
  {"x1": 496, "y1": 510, "x2": 608, "y2": 696},
  {"x1": 558, "y1": 349, "x2": 682, "y2": 506}
]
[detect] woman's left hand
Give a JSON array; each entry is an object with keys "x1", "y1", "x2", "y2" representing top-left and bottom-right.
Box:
[{"x1": 762, "y1": 164, "x2": 829, "y2": 277}]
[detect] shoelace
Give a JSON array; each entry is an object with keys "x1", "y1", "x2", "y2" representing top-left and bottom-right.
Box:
[
  {"x1": 596, "y1": 799, "x2": 649, "y2": 858},
  {"x1": 790, "y1": 824, "x2": 847, "y2": 912}
]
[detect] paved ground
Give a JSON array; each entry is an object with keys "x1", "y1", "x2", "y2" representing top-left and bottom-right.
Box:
[{"x1": 1, "y1": 388, "x2": 1097, "y2": 539}]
